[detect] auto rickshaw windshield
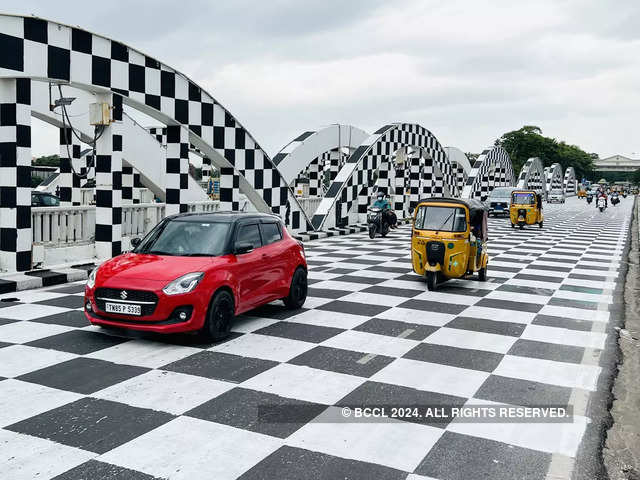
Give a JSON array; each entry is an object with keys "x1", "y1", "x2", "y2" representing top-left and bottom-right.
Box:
[
  {"x1": 512, "y1": 192, "x2": 536, "y2": 205},
  {"x1": 415, "y1": 206, "x2": 467, "y2": 232}
]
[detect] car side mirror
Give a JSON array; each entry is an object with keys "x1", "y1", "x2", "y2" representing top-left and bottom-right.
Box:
[
  {"x1": 130, "y1": 237, "x2": 141, "y2": 248},
  {"x1": 234, "y1": 242, "x2": 253, "y2": 255}
]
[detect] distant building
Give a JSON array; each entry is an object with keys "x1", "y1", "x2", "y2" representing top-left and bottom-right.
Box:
[{"x1": 594, "y1": 154, "x2": 640, "y2": 173}]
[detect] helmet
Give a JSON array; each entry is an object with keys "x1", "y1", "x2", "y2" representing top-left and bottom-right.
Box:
[{"x1": 377, "y1": 193, "x2": 384, "y2": 199}]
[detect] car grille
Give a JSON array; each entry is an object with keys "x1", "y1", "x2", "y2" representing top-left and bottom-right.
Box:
[
  {"x1": 490, "y1": 202, "x2": 508, "y2": 208},
  {"x1": 94, "y1": 287, "x2": 158, "y2": 316}
]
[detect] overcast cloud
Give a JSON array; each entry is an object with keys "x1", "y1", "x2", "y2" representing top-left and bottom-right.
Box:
[{"x1": 4, "y1": 0, "x2": 639, "y2": 158}]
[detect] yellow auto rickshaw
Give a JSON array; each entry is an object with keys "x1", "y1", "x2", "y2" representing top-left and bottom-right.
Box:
[
  {"x1": 411, "y1": 197, "x2": 489, "y2": 291},
  {"x1": 510, "y1": 190, "x2": 543, "y2": 229}
]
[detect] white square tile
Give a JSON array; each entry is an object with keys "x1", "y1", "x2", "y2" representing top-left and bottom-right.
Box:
[
  {"x1": 0, "y1": 345, "x2": 77, "y2": 377},
  {"x1": 493, "y1": 355, "x2": 601, "y2": 391},
  {"x1": 242, "y1": 363, "x2": 365, "y2": 404},
  {"x1": 93, "y1": 370, "x2": 234, "y2": 415},
  {"x1": 412, "y1": 291, "x2": 481, "y2": 306},
  {"x1": 99, "y1": 416, "x2": 281, "y2": 480},
  {"x1": 371, "y1": 358, "x2": 489, "y2": 398},
  {"x1": 458, "y1": 306, "x2": 535, "y2": 324},
  {"x1": 424, "y1": 327, "x2": 517, "y2": 354},
  {"x1": 209, "y1": 333, "x2": 315, "y2": 362},
  {"x1": 321, "y1": 330, "x2": 419, "y2": 357},
  {"x1": 286, "y1": 309, "x2": 369, "y2": 329},
  {"x1": 538, "y1": 305, "x2": 609, "y2": 323},
  {"x1": 0, "y1": 304, "x2": 70, "y2": 321},
  {"x1": 376, "y1": 307, "x2": 455, "y2": 327},
  {"x1": 0, "y1": 379, "x2": 82, "y2": 427},
  {"x1": 339, "y1": 291, "x2": 406, "y2": 307},
  {"x1": 86, "y1": 339, "x2": 201, "y2": 369},
  {"x1": 309, "y1": 280, "x2": 368, "y2": 292},
  {"x1": 0, "y1": 429, "x2": 94, "y2": 480},
  {"x1": 232, "y1": 316, "x2": 281, "y2": 333},
  {"x1": 0, "y1": 321, "x2": 74, "y2": 344},
  {"x1": 287, "y1": 406, "x2": 443, "y2": 472},
  {"x1": 521, "y1": 324, "x2": 607, "y2": 350}
]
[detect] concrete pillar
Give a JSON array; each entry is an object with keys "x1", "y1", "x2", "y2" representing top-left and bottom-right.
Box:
[
  {"x1": 165, "y1": 125, "x2": 189, "y2": 216},
  {"x1": 0, "y1": 79, "x2": 31, "y2": 272},
  {"x1": 219, "y1": 167, "x2": 239, "y2": 210},
  {"x1": 307, "y1": 156, "x2": 322, "y2": 197},
  {"x1": 95, "y1": 121, "x2": 123, "y2": 259},
  {"x1": 121, "y1": 165, "x2": 133, "y2": 204},
  {"x1": 329, "y1": 148, "x2": 342, "y2": 182},
  {"x1": 409, "y1": 155, "x2": 421, "y2": 210},
  {"x1": 202, "y1": 157, "x2": 211, "y2": 183},
  {"x1": 394, "y1": 165, "x2": 406, "y2": 218},
  {"x1": 58, "y1": 128, "x2": 83, "y2": 206}
]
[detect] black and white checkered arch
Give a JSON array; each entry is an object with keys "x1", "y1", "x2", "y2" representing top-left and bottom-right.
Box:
[
  {"x1": 545, "y1": 163, "x2": 564, "y2": 199},
  {"x1": 310, "y1": 123, "x2": 457, "y2": 231},
  {"x1": 0, "y1": 14, "x2": 312, "y2": 261},
  {"x1": 444, "y1": 147, "x2": 471, "y2": 194},
  {"x1": 516, "y1": 157, "x2": 546, "y2": 193},
  {"x1": 563, "y1": 166, "x2": 577, "y2": 196},
  {"x1": 460, "y1": 145, "x2": 515, "y2": 201}
]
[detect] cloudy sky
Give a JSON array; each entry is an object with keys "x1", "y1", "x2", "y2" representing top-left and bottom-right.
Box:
[{"x1": 4, "y1": 0, "x2": 639, "y2": 158}]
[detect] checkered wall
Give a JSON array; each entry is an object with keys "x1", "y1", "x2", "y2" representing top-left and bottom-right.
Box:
[
  {"x1": 310, "y1": 123, "x2": 457, "y2": 230},
  {"x1": 0, "y1": 78, "x2": 31, "y2": 272},
  {"x1": 121, "y1": 165, "x2": 134, "y2": 204},
  {"x1": 0, "y1": 14, "x2": 310, "y2": 233},
  {"x1": 461, "y1": 146, "x2": 515, "y2": 201},
  {"x1": 516, "y1": 157, "x2": 545, "y2": 193},
  {"x1": 564, "y1": 166, "x2": 576, "y2": 196}
]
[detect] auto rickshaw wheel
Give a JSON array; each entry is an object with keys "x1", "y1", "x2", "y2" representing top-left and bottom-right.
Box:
[
  {"x1": 539, "y1": 222, "x2": 543, "y2": 228},
  {"x1": 478, "y1": 266, "x2": 487, "y2": 282},
  {"x1": 510, "y1": 223, "x2": 515, "y2": 228},
  {"x1": 426, "y1": 271, "x2": 437, "y2": 291},
  {"x1": 519, "y1": 224, "x2": 524, "y2": 230}
]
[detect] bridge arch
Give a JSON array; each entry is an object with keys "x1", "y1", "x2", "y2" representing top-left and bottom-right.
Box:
[
  {"x1": 0, "y1": 13, "x2": 313, "y2": 266},
  {"x1": 310, "y1": 123, "x2": 456, "y2": 231},
  {"x1": 460, "y1": 145, "x2": 515, "y2": 200},
  {"x1": 516, "y1": 157, "x2": 546, "y2": 193},
  {"x1": 545, "y1": 163, "x2": 564, "y2": 199},
  {"x1": 564, "y1": 167, "x2": 577, "y2": 196}
]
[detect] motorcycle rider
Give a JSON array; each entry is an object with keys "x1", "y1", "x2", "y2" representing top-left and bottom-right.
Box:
[
  {"x1": 372, "y1": 192, "x2": 397, "y2": 229},
  {"x1": 596, "y1": 191, "x2": 608, "y2": 209}
]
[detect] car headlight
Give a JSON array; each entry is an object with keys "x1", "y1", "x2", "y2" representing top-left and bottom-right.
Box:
[
  {"x1": 162, "y1": 272, "x2": 204, "y2": 295},
  {"x1": 87, "y1": 267, "x2": 98, "y2": 289}
]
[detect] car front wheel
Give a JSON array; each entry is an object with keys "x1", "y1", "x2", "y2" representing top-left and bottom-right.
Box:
[
  {"x1": 202, "y1": 290, "x2": 234, "y2": 341},
  {"x1": 284, "y1": 267, "x2": 307, "y2": 309}
]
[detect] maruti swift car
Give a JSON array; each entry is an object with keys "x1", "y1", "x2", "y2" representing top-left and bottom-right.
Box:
[{"x1": 84, "y1": 212, "x2": 307, "y2": 340}]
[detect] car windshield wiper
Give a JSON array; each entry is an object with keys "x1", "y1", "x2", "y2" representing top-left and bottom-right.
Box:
[
  {"x1": 435, "y1": 210, "x2": 455, "y2": 233},
  {"x1": 180, "y1": 253, "x2": 214, "y2": 257},
  {"x1": 145, "y1": 250, "x2": 176, "y2": 256}
]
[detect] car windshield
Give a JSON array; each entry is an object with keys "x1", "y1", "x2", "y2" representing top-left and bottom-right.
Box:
[
  {"x1": 489, "y1": 188, "x2": 513, "y2": 199},
  {"x1": 135, "y1": 220, "x2": 230, "y2": 256},
  {"x1": 414, "y1": 206, "x2": 467, "y2": 232},
  {"x1": 512, "y1": 193, "x2": 535, "y2": 205}
]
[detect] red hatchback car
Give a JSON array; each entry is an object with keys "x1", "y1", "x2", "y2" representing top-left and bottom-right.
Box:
[{"x1": 84, "y1": 212, "x2": 307, "y2": 340}]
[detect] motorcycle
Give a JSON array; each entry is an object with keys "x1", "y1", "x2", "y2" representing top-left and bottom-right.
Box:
[
  {"x1": 597, "y1": 197, "x2": 606, "y2": 212},
  {"x1": 367, "y1": 207, "x2": 390, "y2": 239},
  {"x1": 611, "y1": 195, "x2": 620, "y2": 206},
  {"x1": 586, "y1": 194, "x2": 593, "y2": 204}
]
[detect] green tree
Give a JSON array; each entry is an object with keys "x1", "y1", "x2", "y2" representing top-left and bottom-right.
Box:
[
  {"x1": 495, "y1": 126, "x2": 595, "y2": 180},
  {"x1": 631, "y1": 168, "x2": 640, "y2": 185},
  {"x1": 32, "y1": 154, "x2": 60, "y2": 166}
]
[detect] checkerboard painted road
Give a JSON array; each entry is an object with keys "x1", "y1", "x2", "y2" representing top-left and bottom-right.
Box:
[{"x1": 0, "y1": 196, "x2": 633, "y2": 480}]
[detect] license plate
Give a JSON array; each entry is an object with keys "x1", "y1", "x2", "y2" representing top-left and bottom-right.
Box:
[{"x1": 105, "y1": 302, "x2": 141, "y2": 316}]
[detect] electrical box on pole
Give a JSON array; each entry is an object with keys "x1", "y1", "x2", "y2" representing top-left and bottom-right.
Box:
[{"x1": 89, "y1": 103, "x2": 111, "y2": 126}]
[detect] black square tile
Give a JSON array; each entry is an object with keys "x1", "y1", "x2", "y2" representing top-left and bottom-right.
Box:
[
  {"x1": 316, "y1": 300, "x2": 389, "y2": 317},
  {"x1": 0, "y1": 318, "x2": 19, "y2": 326},
  {"x1": 34, "y1": 295, "x2": 84, "y2": 309},
  {"x1": 532, "y1": 314, "x2": 595, "y2": 332},
  {"x1": 17, "y1": 358, "x2": 149, "y2": 394},
  {"x1": 514, "y1": 273, "x2": 563, "y2": 283},
  {"x1": 365, "y1": 265, "x2": 412, "y2": 274},
  {"x1": 238, "y1": 445, "x2": 406, "y2": 480},
  {"x1": 162, "y1": 351, "x2": 277, "y2": 382},
  {"x1": 7, "y1": 397, "x2": 173, "y2": 454},
  {"x1": 507, "y1": 339, "x2": 585, "y2": 364},
  {"x1": 496, "y1": 284, "x2": 555, "y2": 297},
  {"x1": 289, "y1": 345, "x2": 393, "y2": 378},
  {"x1": 324, "y1": 268, "x2": 358, "y2": 275},
  {"x1": 186, "y1": 387, "x2": 326, "y2": 438},
  {"x1": 255, "y1": 321, "x2": 344, "y2": 343},
  {"x1": 0, "y1": 341, "x2": 11, "y2": 349},
  {"x1": 476, "y1": 374, "x2": 572, "y2": 406},
  {"x1": 306, "y1": 288, "x2": 349, "y2": 299},
  {"x1": 526, "y1": 264, "x2": 572, "y2": 273},
  {"x1": 403, "y1": 343, "x2": 502, "y2": 372},
  {"x1": 475, "y1": 298, "x2": 544, "y2": 313},
  {"x1": 337, "y1": 381, "x2": 466, "y2": 428},
  {"x1": 26, "y1": 329, "x2": 130, "y2": 354},
  {"x1": 353, "y1": 318, "x2": 437, "y2": 341},
  {"x1": 246, "y1": 303, "x2": 308, "y2": 320},
  {"x1": 361, "y1": 285, "x2": 422, "y2": 298},
  {"x1": 414, "y1": 431, "x2": 551, "y2": 480},
  {"x1": 445, "y1": 316, "x2": 525, "y2": 337},
  {"x1": 47, "y1": 284, "x2": 87, "y2": 295},
  {"x1": 332, "y1": 275, "x2": 385, "y2": 285},
  {"x1": 548, "y1": 297, "x2": 598, "y2": 311},
  {"x1": 53, "y1": 460, "x2": 161, "y2": 479},
  {"x1": 29, "y1": 310, "x2": 90, "y2": 327},
  {"x1": 397, "y1": 299, "x2": 467, "y2": 315},
  {"x1": 0, "y1": 300, "x2": 22, "y2": 309}
]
